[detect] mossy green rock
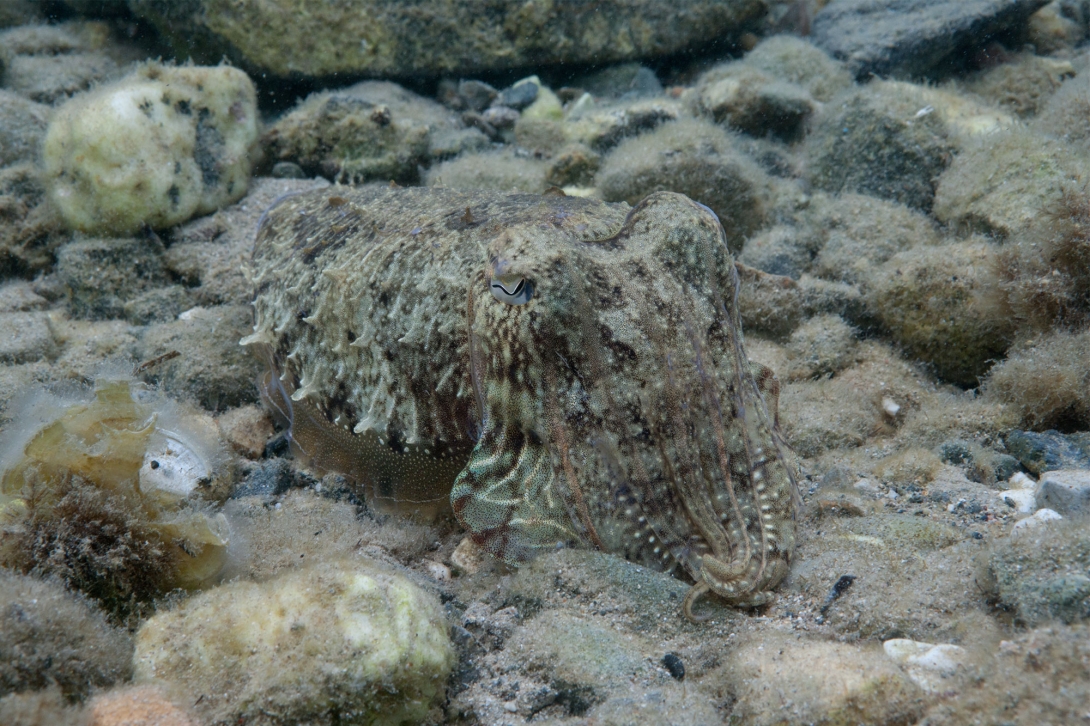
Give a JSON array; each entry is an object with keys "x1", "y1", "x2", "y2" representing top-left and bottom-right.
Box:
[
  {"x1": 128, "y1": 0, "x2": 765, "y2": 78},
  {"x1": 134, "y1": 557, "x2": 454, "y2": 726}
]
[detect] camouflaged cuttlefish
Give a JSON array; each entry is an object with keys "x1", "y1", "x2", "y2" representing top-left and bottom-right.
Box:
[{"x1": 244, "y1": 185, "x2": 800, "y2": 620}]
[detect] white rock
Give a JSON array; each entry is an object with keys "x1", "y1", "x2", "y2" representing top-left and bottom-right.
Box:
[
  {"x1": 1012, "y1": 507, "x2": 1064, "y2": 536},
  {"x1": 883, "y1": 638, "x2": 968, "y2": 693},
  {"x1": 998, "y1": 488, "x2": 1036, "y2": 514},
  {"x1": 1036, "y1": 469, "x2": 1090, "y2": 516},
  {"x1": 1008, "y1": 471, "x2": 1037, "y2": 490}
]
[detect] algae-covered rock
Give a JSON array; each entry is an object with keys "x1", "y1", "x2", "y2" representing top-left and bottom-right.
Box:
[
  {"x1": 985, "y1": 330, "x2": 1090, "y2": 431},
  {"x1": 783, "y1": 314, "x2": 861, "y2": 381},
  {"x1": 865, "y1": 239, "x2": 1014, "y2": 386},
  {"x1": 133, "y1": 557, "x2": 454, "y2": 726},
  {"x1": 0, "y1": 164, "x2": 67, "y2": 279},
  {"x1": 0, "y1": 375, "x2": 235, "y2": 619},
  {"x1": 694, "y1": 62, "x2": 816, "y2": 139},
  {"x1": 0, "y1": 22, "x2": 124, "y2": 104},
  {"x1": 42, "y1": 63, "x2": 259, "y2": 235},
  {"x1": 933, "y1": 128, "x2": 1090, "y2": 239},
  {"x1": 962, "y1": 53, "x2": 1075, "y2": 117},
  {"x1": 425, "y1": 148, "x2": 549, "y2": 193},
  {"x1": 716, "y1": 630, "x2": 925, "y2": 726},
  {"x1": 0, "y1": 570, "x2": 133, "y2": 699},
  {"x1": 264, "y1": 80, "x2": 482, "y2": 184},
  {"x1": 982, "y1": 519, "x2": 1090, "y2": 624},
  {"x1": 742, "y1": 34, "x2": 853, "y2": 103},
  {"x1": 0, "y1": 91, "x2": 50, "y2": 167},
  {"x1": 55, "y1": 235, "x2": 170, "y2": 320},
  {"x1": 136, "y1": 304, "x2": 259, "y2": 412},
  {"x1": 128, "y1": 0, "x2": 766, "y2": 79},
  {"x1": 805, "y1": 81, "x2": 954, "y2": 211},
  {"x1": 597, "y1": 118, "x2": 771, "y2": 250}
]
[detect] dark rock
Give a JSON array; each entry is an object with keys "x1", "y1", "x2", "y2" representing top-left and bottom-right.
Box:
[
  {"x1": 270, "y1": 161, "x2": 306, "y2": 179},
  {"x1": 939, "y1": 439, "x2": 974, "y2": 465},
  {"x1": 481, "y1": 105, "x2": 520, "y2": 130},
  {"x1": 56, "y1": 235, "x2": 169, "y2": 320},
  {"x1": 499, "y1": 80, "x2": 539, "y2": 110},
  {"x1": 458, "y1": 80, "x2": 498, "y2": 112},
  {"x1": 572, "y1": 63, "x2": 662, "y2": 99},
  {"x1": 811, "y1": 0, "x2": 1051, "y2": 80},
  {"x1": 1005, "y1": 430, "x2": 1090, "y2": 476}
]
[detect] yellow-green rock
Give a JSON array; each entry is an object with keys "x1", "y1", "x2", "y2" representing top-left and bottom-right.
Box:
[{"x1": 134, "y1": 557, "x2": 454, "y2": 726}]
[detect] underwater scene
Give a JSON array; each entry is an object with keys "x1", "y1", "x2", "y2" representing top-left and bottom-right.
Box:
[{"x1": 1, "y1": 0, "x2": 1089, "y2": 724}]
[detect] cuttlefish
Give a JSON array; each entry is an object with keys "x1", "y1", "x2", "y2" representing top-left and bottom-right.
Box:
[{"x1": 243, "y1": 185, "x2": 799, "y2": 620}]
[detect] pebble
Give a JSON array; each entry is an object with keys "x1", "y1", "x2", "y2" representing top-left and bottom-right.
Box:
[
  {"x1": 1005, "y1": 429, "x2": 1090, "y2": 475},
  {"x1": 1036, "y1": 469, "x2": 1090, "y2": 516},
  {"x1": 0, "y1": 311, "x2": 56, "y2": 363},
  {"x1": 499, "y1": 79, "x2": 539, "y2": 110},
  {"x1": 1011, "y1": 507, "x2": 1063, "y2": 536},
  {"x1": 883, "y1": 638, "x2": 968, "y2": 693}
]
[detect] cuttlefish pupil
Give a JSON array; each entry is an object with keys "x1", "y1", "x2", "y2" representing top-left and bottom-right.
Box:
[{"x1": 489, "y1": 275, "x2": 533, "y2": 305}]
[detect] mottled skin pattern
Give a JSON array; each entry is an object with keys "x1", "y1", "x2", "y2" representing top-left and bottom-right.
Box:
[{"x1": 245, "y1": 185, "x2": 799, "y2": 619}]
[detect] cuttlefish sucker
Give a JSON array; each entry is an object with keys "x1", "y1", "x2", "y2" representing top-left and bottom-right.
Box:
[{"x1": 245, "y1": 185, "x2": 799, "y2": 620}]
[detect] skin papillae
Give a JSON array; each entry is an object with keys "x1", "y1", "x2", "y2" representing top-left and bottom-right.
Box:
[{"x1": 245, "y1": 185, "x2": 800, "y2": 620}]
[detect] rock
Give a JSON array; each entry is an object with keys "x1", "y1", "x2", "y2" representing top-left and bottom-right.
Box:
[
  {"x1": 0, "y1": 164, "x2": 67, "y2": 278},
  {"x1": 784, "y1": 314, "x2": 860, "y2": 380},
  {"x1": 1011, "y1": 506, "x2": 1063, "y2": 535},
  {"x1": 499, "y1": 79, "x2": 539, "y2": 110},
  {"x1": 129, "y1": 0, "x2": 767, "y2": 79},
  {"x1": 0, "y1": 281, "x2": 49, "y2": 313},
  {"x1": 216, "y1": 404, "x2": 274, "y2": 459},
  {"x1": 0, "y1": 22, "x2": 123, "y2": 104},
  {"x1": 742, "y1": 34, "x2": 853, "y2": 102},
  {"x1": 810, "y1": 0, "x2": 1050, "y2": 80},
  {"x1": 55, "y1": 235, "x2": 169, "y2": 320},
  {"x1": 264, "y1": 81, "x2": 475, "y2": 184},
  {"x1": 933, "y1": 127, "x2": 1090, "y2": 239},
  {"x1": 938, "y1": 439, "x2": 974, "y2": 465},
  {"x1": 736, "y1": 263, "x2": 804, "y2": 339},
  {"x1": 1037, "y1": 469, "x2": 1090, "y2": 515},
  {"x1": 447, "y1": 79, "x2": 499, "y2": 112},
  {"x1": 998, "y1": 487, "x2": 1037, "y2": 514},
  {"x1": 804, "y1": 81, "x2": 954, "y2": 211},
  {"x1": 570, "y1": 63, "x2": 663, "y2": 99},
  {"x1": 883, "y1": 638, "x2": 969, "y2": 694},
  {"x1": 0, "y1": 571, "x2": 133, "y2": 700},
  {"x1": 121, "y1": 285, "x2": 193, "y2": 325},
  {"x1": 986, "y1": 518, "x2": 1090, "y2": 624},
  {"x1": 864, "y1": 239, "x2": 1014, "y2": 386},
  {"x1": 694, "y1": 62, "x2": 816, "y2": 138},
  {"x1": 87, "y1": 686, "x2": 196, "y2": 726},
  {"x1": 719, "y1": 631, "x2": 924, "y2": 725},
  {"x1": 1003, "y1": 429, "x2": 1090, "y2": 475},
  {"x1": 986, "y1": 332, "x2": 1090, "y2": 431},
  {"x1": 0, "y1": 312, "x2": 57, "y2": 363},
  {"x1": 807, "y1": 192, "x2": 941, "y2": 286},
  {"x1": 962, "y1": 53, "x2": 1075, "y2": 117},
  {"x1": 136, "y1": 304, "x2": 259, "y2": 411},
  {"x1": 1035, "y1": 70, "x2": 1090, "y2": 153},
  {"x1": 565, "y1": 96, "x2": 683, "y2": 153},
  {"x1": 0, "y1": 91, "x2": 50, "y2": 166},
  {"x1": 425, "y1": 148, "x2": 548, "y2": 193},
  {"x1": 597, "y1": 118, "x2": 771, "y2": 251},
  {"x1": 544, "y1": 145, "x2": 601, "y2": 188},
  {"x1": 133, "y1": 558, "x2": 454, "y2": 726},
  {"x1": 42, "y1": 63, "x2": 259, "y2": 235},
  {"x1": 739, "y1": 225, "x2": 814, "y2": 279},
  {"x1": 0, "y1": 689, "x2": 82, "y2": 726}
]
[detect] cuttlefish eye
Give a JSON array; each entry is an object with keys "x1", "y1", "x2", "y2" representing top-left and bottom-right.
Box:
[{"x1": 489, "y1": 275, "x2": 534, "y2": 305}]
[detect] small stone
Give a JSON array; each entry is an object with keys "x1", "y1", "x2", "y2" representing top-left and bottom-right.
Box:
[
  {"x1": 56, "y1": 235, "x2": 169, "y2": 320},
  {"x1": 883, "y1": 638, "x2": 968, "y2": 693},
  {"x1": 270, "y1": 161, "x2": 306, "y2": 179},
  {"x1": 87, "y1": 686, "x2": 195, "y2": 726},
  {"x1": 662, "y1": 652, "x2": 685, "y2": 681},
  {"x1": 0, "y1": 311, "x2": 56, "y2": 363},
  {"x1": 457, "y1": 79, "x2": 498, "y2": 112},
  {"x1": 882, "y1": 397, "x2": 901, "y2": 418},
  {"x1": 423, "y1": 560, "x2": 452, "y2": 582},
  {"x1": 0, "y1": 90, "x2": 50, "y2": 167},
  {"x1": 481, "y1": 105, "x2": 519, "y2": 129},
  {"x1": 0, "y1": 280, "x2": 49, "y2": 313},
  {"x1": 499, "y1": 79, "x2": 539, "y2": 110},
  {"x1": 451, "y1": 536, "x2": 484, "y2": 575},
  {"x1": 1011, "y1": 507, "x2": 1063, "y2": 536},
  {"x1": 1036, "y1": 470, "x2": 1090, "y2": 516},
  {"x1": 215, "y1": 404, "x2": 274, "y2": 459},
  {"x1": 999, "y1": 488, "x2": 1036, "y2": 514}
]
